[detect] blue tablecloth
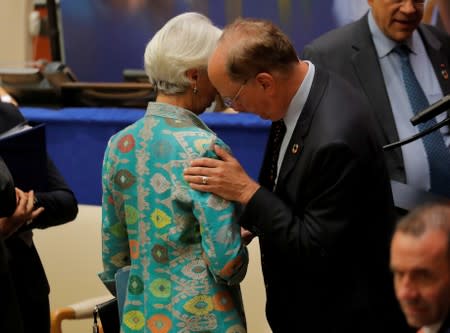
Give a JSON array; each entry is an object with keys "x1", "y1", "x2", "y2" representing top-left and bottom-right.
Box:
[{"x1": 21, "y1": 107, "x2": 270, "y2": 205}]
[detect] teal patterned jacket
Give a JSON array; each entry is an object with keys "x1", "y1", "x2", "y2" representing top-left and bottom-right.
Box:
[{"x1": 99, "y1": 102, "x2": 248, "y2": 333}]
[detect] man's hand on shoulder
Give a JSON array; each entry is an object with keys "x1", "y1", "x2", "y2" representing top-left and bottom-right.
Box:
[{"x1": 184, "y1": 145, "x2": 260, "y2": 204}]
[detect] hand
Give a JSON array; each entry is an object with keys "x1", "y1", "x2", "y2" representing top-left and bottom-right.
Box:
[
  {"x1": 184, "y1": 145, "x2": 260, "y2": 205},
  {"x1": 22, "y1": 189, "x2": 45, "y2": 222},
  {"x1": 0, "y1": 189, "x2": 44, "y2": 238},
  {"x1": 241, "y1": 227, "x2": 255, "y2": 245}
]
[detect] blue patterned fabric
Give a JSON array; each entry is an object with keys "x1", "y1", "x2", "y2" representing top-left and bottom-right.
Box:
[
  {"x1": 99, "y1": 102, "x2": 248, "y2": 333},
  {"x1": 395, "y1": 45, "x2": 450, "y2": 197}
]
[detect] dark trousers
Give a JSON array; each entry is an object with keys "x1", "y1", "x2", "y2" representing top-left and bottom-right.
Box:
[
  {"x1": 6, "y1": 237, "x2": 51, "y2": 333},
  {"x1": 17, "y1": 293, "x2": 50, "y2": 333}
]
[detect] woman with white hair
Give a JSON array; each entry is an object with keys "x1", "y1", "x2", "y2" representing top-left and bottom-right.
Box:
[{"x1": 99, "y1": 12, "x2": 248, "y2": 333}]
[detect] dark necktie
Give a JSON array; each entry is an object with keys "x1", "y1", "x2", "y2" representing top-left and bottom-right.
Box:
[
  {"x1": 260, "y1": 120, "x2": 286, "y2": 190},
  {"x1": 394, "y1": 45, "x2": 450, "y2": 197}
]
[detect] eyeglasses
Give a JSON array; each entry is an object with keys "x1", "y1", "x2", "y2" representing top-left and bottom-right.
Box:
[
  {"x1": 223, "y1": 81, "x2": 247, "y2": 108},
  {"x1": 390, "y1": 0, "x2": 425, "y2": 6}
]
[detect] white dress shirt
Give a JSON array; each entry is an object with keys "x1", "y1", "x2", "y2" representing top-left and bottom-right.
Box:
[{"x1": 423, "y1": 321, "x2": 443, "y2": 333}]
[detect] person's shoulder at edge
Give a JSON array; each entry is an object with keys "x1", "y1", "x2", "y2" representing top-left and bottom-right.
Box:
[
  {"x1": 419, "y1": 21, "x2": 450, "y2": 42},
  {"x1": 303, "y1": 14, "x2": 366, "y2": 52}
]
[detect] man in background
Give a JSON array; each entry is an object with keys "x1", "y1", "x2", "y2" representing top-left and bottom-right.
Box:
[
  {"x1": 333, "y1": 0, "x2": 450, "y2": 33},
  {"x1": 390, "y1": 202, "x2": 450, "y2": 333},
  {"x1": 302, "y1": 0, "x2": 450, "y2": 199}
]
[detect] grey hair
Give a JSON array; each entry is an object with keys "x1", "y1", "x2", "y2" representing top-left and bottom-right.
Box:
[
  {"x1": 144, "y1": 12, "x2": 221, "y2": 95},
  {"x1": 395, "y1": 201, "x2": 450, "y2": 257}
]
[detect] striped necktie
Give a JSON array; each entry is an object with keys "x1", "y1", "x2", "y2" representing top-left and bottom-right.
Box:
[
  {"x1": 260, "y1": 120, "x2": 286, "y2": 190},
  {"x1": 394, "y1": 45, "x2": 450, "y2": 197}
]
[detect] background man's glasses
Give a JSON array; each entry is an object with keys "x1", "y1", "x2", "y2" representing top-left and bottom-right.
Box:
[{"x1": 223, "y1": 81, "x2": 247, "y2": 108}]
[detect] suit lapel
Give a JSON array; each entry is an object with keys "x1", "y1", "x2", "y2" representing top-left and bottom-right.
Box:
[
  {"x1": 419, "y1": 25, "x2": 450, "y2": 96},
  {"x1": 351, "y1": 16, "x2": 401, "y2": 147},
  {"x1": 277, "y1": 67, "x2": 329, "y2": 186}
]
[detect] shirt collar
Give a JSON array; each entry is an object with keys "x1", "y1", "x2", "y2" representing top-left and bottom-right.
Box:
[
  {"x1": 145, "y1": 102, "x2": 213, "y2": 132},
  {"x1": 423, "y1": 321, "x2": 444, "y2": 333},
  {"x1": 283, "y1": 60, "x2": 315, "y2": 132}
]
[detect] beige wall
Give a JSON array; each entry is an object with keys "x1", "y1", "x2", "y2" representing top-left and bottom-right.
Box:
[
  {"x1": 34, "y1": 205, "x2": 272, "y2": 333},
  {"x1": 0, "y1": 0, "x2": 33, "y2": 66}
]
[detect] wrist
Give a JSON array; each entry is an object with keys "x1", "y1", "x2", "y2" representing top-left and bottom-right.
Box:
[{"x1": 241, "y1": 181, "x2": 260, "y2": 205}]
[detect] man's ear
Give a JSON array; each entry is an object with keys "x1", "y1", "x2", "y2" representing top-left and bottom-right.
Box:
[{"x1": 255, "y1": 72, "x2": 274, "y2": 91}]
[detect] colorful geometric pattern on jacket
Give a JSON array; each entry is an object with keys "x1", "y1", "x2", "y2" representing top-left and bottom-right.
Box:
[{"x1": 100, "y1": 103, "x2": 248, "y2": 333}]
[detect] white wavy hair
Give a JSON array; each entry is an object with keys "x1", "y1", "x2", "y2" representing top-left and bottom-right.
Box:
[{"x1": 144, "y1": 12, "x2": 221, "y2": 95}]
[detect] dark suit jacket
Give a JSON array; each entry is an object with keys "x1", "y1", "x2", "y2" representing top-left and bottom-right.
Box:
[
  {"x1": 0, "y1": 101, "x2": 78, "y2": 332},
  {"x1": 0, "y1": 157, "x2": 16, "y2": 217},
  {"x1": 301, "y1": 14, "x2": 450, "y2": 184},
  {"x1": 438, "y1": 314, "x2": 450, "y2": 333},
  {"x1": 0, "y1": 157, "x2": 24, "y2": 333},
  {"x1": 240, "y1": 68, "x2": 409, "y2": 332}
]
